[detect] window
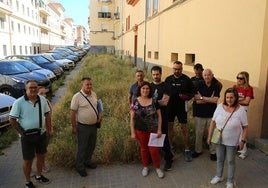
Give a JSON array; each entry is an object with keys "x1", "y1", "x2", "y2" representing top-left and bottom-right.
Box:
[
  {"x1": 19, "y1": 46, "x2": 22, "y2": 54},
  {"x1": 16, "y1": 0, "x2": 19, "y2": 11},
  {"x1": 185, "y1": 53, "x2": 195, "y2": 65},
  {"x1": 154, "y1": 51, "x2": 159, "y2": 59},
  {"x1": 171, "y1": 53, "x2": 178, "y2": 62},
  {"x1": 146, "y1": 0, "x2": 151, "y2": 17},
  {"x1": 148, "y1": 51, "x2": 151, "y2": 58},
  {"x1": 25, "y1": 46, "x2": 28, "y2": 54},
  {"x1": 0, "y1": 17, "x2": 4, "y2": 29},
  {"x1": 17, "y1": 23, "x2": 20, "y2": 32},
  {"x1": 126, "y1": 15, "x2": 130, "y2": 31},
  {"x1": 153, "y1": 0, "x2": 158, "y2": 14},
  {"x1": 22, "y1": 4, "x2": 25, "y2": 14},
  {"x1": 3, "y1": 45, "x2": 7, "y2": 56},
  {"x1": 23, "y1": 25, "x2": 26, "y2": 34},
  {"x1": 13, "y1": 45, "x2": 16, "y2": 55}
]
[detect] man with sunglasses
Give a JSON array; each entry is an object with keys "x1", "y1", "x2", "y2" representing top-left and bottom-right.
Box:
[{"x1": 9, "y1": 80, "x2": 52, "y2": 188}]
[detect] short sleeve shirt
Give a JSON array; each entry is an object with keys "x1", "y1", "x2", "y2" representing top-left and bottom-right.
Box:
[
  {"x1": 9, "y1": 95, "x2": 50, "y2": 133},
  {"x1": 235, "y1": 86, "x2": 254, "y2": 106},
  {"x1": 212, "y1": 104, "x2": 248, "y2": 146},
  {"x1": 70, "y1": 90, "x2": 98, "y2": 125}
]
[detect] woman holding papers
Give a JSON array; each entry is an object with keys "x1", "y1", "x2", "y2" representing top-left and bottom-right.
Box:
[{"x1": 130, "y1": 81, "x2": 164, "y2": 178}]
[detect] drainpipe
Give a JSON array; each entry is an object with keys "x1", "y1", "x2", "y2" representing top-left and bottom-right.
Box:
[{"x1": 143, "y1": 0, "x2": 148, "y2": 69}]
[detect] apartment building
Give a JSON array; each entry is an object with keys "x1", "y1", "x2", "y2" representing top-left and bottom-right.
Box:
[
  {"x1": 89, "y1": 0, "x2": 115, "y2": 53},
  {"x1": 0, "y1": 0, "x2": 87, "y2": 58},
  {"x1": 89, "y1": 0, "x2": 268, "y2": 149}
]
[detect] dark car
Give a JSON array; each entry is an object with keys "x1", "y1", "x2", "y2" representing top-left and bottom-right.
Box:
[
  {"x1": 6, "y1": 55, "x2": 64, "y2": 78},
  {"x1": 52, "y1": 49, "x2": 80, "y2": 63},
  {"x1": 7, "y1": 59, "x2": 56, "y2": 82},
  {"x1": 0, "y1": 93, "x2": 16, "y2": 131},
  {"x1": 0, "y1": 60, "x2": 52, "y2": 98}
]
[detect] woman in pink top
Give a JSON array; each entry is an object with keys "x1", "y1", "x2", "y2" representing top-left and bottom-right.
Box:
[{"x1": 233, "y1": 71, "x2": 254, "y2": 159}]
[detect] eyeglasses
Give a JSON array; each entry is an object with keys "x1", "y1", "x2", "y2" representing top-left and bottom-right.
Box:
[
  {"x1": 236, "y1": 76, "x2": 244, "y2": 80},
  {"x1": 29, "y1": 86, "x2": 38, "y2": 89},
  {"x1": 173, "y1": 68, "x2": 181, "y2": 71}
]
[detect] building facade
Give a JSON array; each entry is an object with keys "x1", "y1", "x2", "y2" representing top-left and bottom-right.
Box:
[
  {"x1": 89, "y1": 0, "x2": 268, "y2": 147},
  {"x1": 0, "y1": 0, "x2": 88, "y2": 58}
]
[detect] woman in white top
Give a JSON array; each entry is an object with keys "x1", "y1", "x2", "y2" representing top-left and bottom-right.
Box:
[{"x1": 207, "y1": 88, "x2": 248, "y2": 188}]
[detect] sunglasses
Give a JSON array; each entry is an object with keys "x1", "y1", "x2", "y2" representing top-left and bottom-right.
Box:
[{"x1": 236, "y1": 76, "x2": 244, "y2": 80}]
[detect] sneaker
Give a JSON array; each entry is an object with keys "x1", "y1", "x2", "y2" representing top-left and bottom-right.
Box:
[
  {"x1": 142, "y1": 167, "x2": 149, "y2": 177},
  {"x1": 226, "y1": 182, "x2": 234, "y2": 188},
  {"x1": 164, "y1": 162, "x2": 172, "y2": 171},
  {"x1": 210, "y1": 154, "x2": 217, "y2": 161},
  {"x1": 84, "y1": 162, "x2": 97, "y2": 169},
  {"x1": 77, "y1": 169, "x2": 88, "y2": 177},
  {"x1": 25, "y1": 181, "x2": 35, "y2": 188},
  {"x1": 185, "y1": 150, "x2": 192, "y2": 162},
  {"x1": 239, "y1": 153, "x2": 247, "y2": 159},
  {"x1": 192, "y1": 151, "x2": 202, "y2": 158},
  {"x1": 35, "y1": 175, "x2": 51, "y2": 184},
  {"x1": 210, "y1": 176, "x2": 224, "y2": 184},
  {"x1": 156, "y1": 168, "x2": 164, "y2": 178}
]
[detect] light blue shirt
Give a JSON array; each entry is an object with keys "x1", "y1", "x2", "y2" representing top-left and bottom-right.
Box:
[{"x1": 9, "y1": 95, "x2": 50, "y2": 133}]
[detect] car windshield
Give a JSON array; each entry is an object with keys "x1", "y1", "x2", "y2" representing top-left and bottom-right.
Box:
[
  {"x1": 31, "y1": 56, "x2": 51, "y2": 64},
  {"x1": 50, "y1": 53, "x2": 63, "y2": 60},
  {"x1": 18, "y1": 61, "x2": 41, "y2": 71},
  {"x1": 0, "y1": 62, "x2": 30, "y2": 75}
]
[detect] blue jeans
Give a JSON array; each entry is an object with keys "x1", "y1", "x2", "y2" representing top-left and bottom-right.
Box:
[{"x1": 216, "y1": 144, "x2": 237, "y2": 183}]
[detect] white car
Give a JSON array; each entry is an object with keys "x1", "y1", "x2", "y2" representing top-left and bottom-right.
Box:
[
  {"x1": 0, "y1": 93, "x2": 16, "y2": 131},
  {"x1": 42, "y1": 53, "x2": 75, "y2": 71}
]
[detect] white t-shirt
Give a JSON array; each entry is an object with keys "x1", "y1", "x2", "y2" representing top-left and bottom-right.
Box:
[{"x1": 212, "y1": 103, "x2": 248, "y2": 146}]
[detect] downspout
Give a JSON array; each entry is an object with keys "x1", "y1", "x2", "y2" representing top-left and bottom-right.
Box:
[{"x1": 143, "y1": 0, "x2": 148, "y2": 69}]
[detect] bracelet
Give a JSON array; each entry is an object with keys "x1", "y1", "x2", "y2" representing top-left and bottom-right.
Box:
[{"x1": 241, "y1": 139, "x2": 246, "y2": 143}]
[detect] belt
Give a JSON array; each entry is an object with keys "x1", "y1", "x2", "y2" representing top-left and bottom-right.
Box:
[{"x1": 77, "y1": 122, "x2": 96, "y2": 126}]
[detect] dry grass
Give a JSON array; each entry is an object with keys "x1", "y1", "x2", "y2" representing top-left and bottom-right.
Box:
[{"x1": 47, "y1": 54, "x2": 195, "y2": 167}]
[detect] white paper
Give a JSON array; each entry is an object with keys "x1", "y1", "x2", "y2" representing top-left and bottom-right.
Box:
[
  {"x1": 148, "y1": 133, "x2": 166, "y2": 147},
  {"x1": 97, "y1": 99, "x2": 103, "y2": 113}
]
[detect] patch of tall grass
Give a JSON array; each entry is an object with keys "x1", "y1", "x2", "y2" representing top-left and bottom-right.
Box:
[
  {"x1": 47, "y1": 54, "x2": 141, "y2": 167},
  {"x1": 47, "y1": 54, "x2": 195, "y2": 167}
]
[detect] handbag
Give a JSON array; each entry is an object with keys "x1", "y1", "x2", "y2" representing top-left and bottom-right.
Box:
[
  {"x1": 80, "y1": 92, "x2": 101, "y2": 128},
  {"x1": 211, "y1": 106, "x2": 236, "y2": 144}
]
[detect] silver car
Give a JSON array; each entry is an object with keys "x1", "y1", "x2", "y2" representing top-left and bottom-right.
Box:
[{"x1": 0, "y1": 93, "x2": 16, "y2": 130}]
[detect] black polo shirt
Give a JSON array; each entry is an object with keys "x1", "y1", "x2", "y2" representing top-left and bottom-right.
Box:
[{"x1": 194, "y1": 80, "x2": 220, "y2": 118}]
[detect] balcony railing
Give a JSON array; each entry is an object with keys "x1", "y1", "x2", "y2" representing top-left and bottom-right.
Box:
[{"x1": 98, "y1": 12, "x2": 111, "y2": 19}]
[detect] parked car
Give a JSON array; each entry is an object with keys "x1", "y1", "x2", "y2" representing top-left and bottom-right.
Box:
[
  {"x1": 0, "y1": 93, "x2": 16, "y2": 131},
  {"x1": 7, "y1": 59, "x2": 56, "y2": 82},
  {"x1": 41, "y1": 53, "x2": 75, "y2": 70},
  {"x1": 5, "y1": 55, "x2": 64, "y2": 78},
  {"x1": 52, "y1": 49, "x2": 80, "y2": 63},
  {"x1": 0, "y1": 60, "x2": 52, "y2": 98}
]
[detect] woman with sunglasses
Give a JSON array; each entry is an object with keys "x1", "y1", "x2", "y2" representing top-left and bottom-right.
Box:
[{"x1": 234, "y1": 71, "x2": 254, "y2": 159}]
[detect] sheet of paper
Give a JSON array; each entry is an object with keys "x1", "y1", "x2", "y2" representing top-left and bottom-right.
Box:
[{"x1": 148, "y1": 133, "x2": 166, "y2": 147}]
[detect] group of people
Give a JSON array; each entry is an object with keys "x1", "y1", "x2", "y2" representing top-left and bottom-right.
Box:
[
  {"x1": 9, "y1": 61, "x2": 253, "y2": 188},
  {"x1": 128, "y1": 61, "x2": 253, "y2": 188}
]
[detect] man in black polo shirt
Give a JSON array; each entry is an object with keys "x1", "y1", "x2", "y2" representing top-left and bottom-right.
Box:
[{"x1": 192, "y1": 69, "x2": 221, "y2": 161}]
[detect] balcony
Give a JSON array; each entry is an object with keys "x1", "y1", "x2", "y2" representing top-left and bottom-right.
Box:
[
  {"x1": 0, "y1": 0, "x2": 12, "y2": 14},
  {"x1": 39, "y1": 7, "x2": 50, "y2": 16},
  {"x1": 98, "y1": 12, "x2": 111, "y2": 19}
]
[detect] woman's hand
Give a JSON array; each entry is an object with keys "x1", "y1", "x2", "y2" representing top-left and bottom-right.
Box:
[
  {"x1": 131, "y1": 132, "x2": 136, "y2": 140},
  {"x1": 239, "y1": 141, "x2": 245, "y2": 150},
  {"x1": 156, "y1": 129, "x2": 162, "y2": 138},
  {"x1": 207, "y1": 137, "x2": 211, "y2": 145}
]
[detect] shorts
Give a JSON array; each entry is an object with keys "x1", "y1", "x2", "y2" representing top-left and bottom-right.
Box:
[
  {"x1": 21, "y1": 132, "x2": 47, "y2": 160},
  {"x1": 168, "y1": 107, "x2": 187, "y2": 124}
]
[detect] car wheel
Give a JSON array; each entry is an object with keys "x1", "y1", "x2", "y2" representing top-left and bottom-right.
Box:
[{"x1": 0, "y1": 87, "x2": 17, "y2": 97}]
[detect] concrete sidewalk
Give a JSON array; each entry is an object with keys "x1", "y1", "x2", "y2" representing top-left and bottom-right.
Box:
[{"x1": 0, "y1": 140, "x2": 267, "y2": 188}]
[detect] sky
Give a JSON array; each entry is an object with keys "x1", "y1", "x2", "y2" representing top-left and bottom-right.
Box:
[{"x1": 55, "y1": 0, "x2": 90, "y2": 30}]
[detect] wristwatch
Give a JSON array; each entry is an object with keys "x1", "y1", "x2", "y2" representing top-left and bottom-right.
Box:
[{"x1": 241, "y1": 139, "x2": 246, "y2": 143}]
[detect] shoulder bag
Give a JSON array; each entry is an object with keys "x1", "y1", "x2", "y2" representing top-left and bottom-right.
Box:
[
  {"x1": 211, "y1": 106, "x2": 236, "y2": 144},
  {"x1": 80, "y1": 92, "x2": 101, "y2": 128}
]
